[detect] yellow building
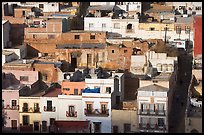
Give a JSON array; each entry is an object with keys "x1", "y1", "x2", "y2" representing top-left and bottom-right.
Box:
[
  {"x1": 19, "y1": 97, "x2": 42, "y2": 132},
  {"x1": 139, "y1": 22, "x2": 174, "y2": 31}
]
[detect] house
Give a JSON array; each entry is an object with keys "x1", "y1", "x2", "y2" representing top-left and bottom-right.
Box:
[
  {"x1": 40, "y1": 88, "x2": 61, "y2": 133},
  {"x1": 116, "y1": 2, "x2": 142, "y2": 14},
  {"x1": 19, "y1": 97, "x2": 41, "y2": 132},
  {"x1": 82, "y1": 93, "x2": 112, "y2": 133},
  {"x1": 146, "y1": 51, "x2": 177, "y2": 73},
  {"x1": 85, "y1": 71, "x2": 124, "y2": 108},
  {"x1": 61, "y1": 81, "x2": 86, "y2": 95},
  {"x1": 3, "y1": 44, "x2": 27, "y2": 59},
  {"x1": 112, "y1": 100, "x2": 138, "y2": 133},
  {"x1": 2, "y1": 50, "x2": 18, "y2": 66},
  {"x1": 137, "y1": 84, "x2": 172, "y2": 133}
]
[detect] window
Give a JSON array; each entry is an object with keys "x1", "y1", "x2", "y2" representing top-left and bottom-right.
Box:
[
  {"x1": 102, "y1": 23, "x2": 106, "y2": 28},
  {"x1": 94, "y1": 122, "x2": 101, "y2": 133},
  {"x1": 33, "y1": 34, "x2": 37, "y2": 39},
  {"x1": 74, "y1": 35, "x2": 80, "y2": 39},
  {"x1": 149, "y1": 118, "x2": 155, "y2": 128},
  {"x1": 42, "y1": 121, "x2": 47, "y2": 132},
  {"x1": 20, "y1": 76, "x2": 29, "y2": 81},
  {"x1": 11, "y1": 120, "x2": 17, "y2": 129},
  {"x1": 149, "y1": 104, "x2": 155, "y2": 114},
  {"x1": 12, "y1": 100, "x2": 17, "y2": 107},
  {"x1": 150, "y1": 27, "x2": 155, "y2": 31},
  {"x1": 23, "y1": 103, "x2": 28, "y2": 112},
  {"x1": 158, "y1": 104, "x2": 165, "y2": 115},
  {"x1": 50, "y1": 118, "x2": 55, "y2": 126},
  {"x1": 141, "y1": 103, "x2": 148, "y2": 114},
  {"x1": 113, "y1": 126, "x2": 118, "y2": 133},
  {"x1": 106, "y1": 87, "x2": 111, "y2": 94},
  {"x1": 42, "y1": 74, "x2": 47, "y2": 81},
  {"x1": 114, "y1": 23, "x2": 120, "y2": 29},
  {"x1": 141, "y1": 117, "x2": 147, "y2": 127},
  {"x1": 34, "y1": 122, "x2": 39, "y2": 131},
  {"x1": 39, "y1": 4, "x2": 44, "y2": 8},
  {"x1": 112, "y1": 50, "x2": 114, "y2": 53},
  {"x1": 23, "y1": 115, "x2": 29, "y2": 125},
  {"x1": 124, "y1": 123, "x2": 131, "y2": 133},
  {"x1": 127, "y1": 24, "x2": 132, "y2": 30},
  {"x1": 158, "y1": 118, "x2": 164, "y2": 127},
  {"x1": 69, "y1": 106, "x2": 75, "y2": 116},
  {"x1": 74, "y1": 88, "x2": 78, "y2": 95},
  {"x1": 185, "y1": 26, "x2": 190, "y2": 34},
  {"x1": 101, "y1": 104, "x2": 107, "y2": 114},
  {"x1": 89, "y1": 23, "x2": 94, "y2": 28},
  {"x1": 87, "y1": 54, "x2": 92, "y2": 66},
  {"x1": 51, "y1": 4, "x2": 55, "y2": 6},
  {"x1": 176, "y1": 26, "x2": 181, "y2": 34},
  {"x1": 22, "y1": 11, "x2": 25, "y2": 16},
  {"x1": 34, "y1": 103, "x2": 39, "y2": 112},
  {"x1": 2, "y1": 100, "x2": 4, "y2": 108},
  {"x1": 47, "y1": 101, "x2": 52, "y2": 111},
  {"x1": 63, "y1": 88, "x2": 70, "y2": 91},
  {"x1": 48, "y1": 35, "x2": 55, "y2": 39},
  {"x1": 86, "y1": 103, "x2": 93, "y2": 114},
  {"x1": 124, "y1": 50, "x2": 127, "y2": 53},
  {"x1": 116, "y1": 96, "x2": 120, "y2": 105},
  {"x1": 90, "y1": 35, "x2": 95, "y2": 39}
]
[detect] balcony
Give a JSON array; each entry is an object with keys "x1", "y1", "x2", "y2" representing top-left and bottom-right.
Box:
[
  {"x1": 22, "y1": 107, "x2": 40, "y2": 113},
  {"x1": 84, "y1": 109, "x2": 109, "y2": 117},
  {"x1": 44, "y1": 106, "x2": 56, "y2": 112},
  {"x1": 4, "y1": 105, "x2": 19, "y2": 110},
  {"x1": 66, "y1": 111, "x2": 77, "y2": 117},
  {"x1": 139, "y1": 109, "x2": 165, "y2": 116},
  {"x1": 139, "y1": 123, "x2": 167, "y2": 131}
]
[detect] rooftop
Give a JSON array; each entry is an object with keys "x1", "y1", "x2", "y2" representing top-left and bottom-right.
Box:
[
  {"x1": 87, "y1": 5, "x2": 114, "y2": 11},
  {"x1": 2, "y1": 50, "x2": 14, "y2": 56},
  {"x1": 2, "y1": 20, "x2": 8, "y2": 25},
  {"x1": 3, "y1": 84, "x2": 25, "y2": 90},
  {"x1": 137, "y1": 84, "x2": 168, "y2": 91},
  {"x1": 152, "y1": 72, "x2": 171, "y2": 81},
  {"x1": 56, "y1": 43, "x2": 106, "y2": 49},
  {"x1": 42, "y1": 88, "x2": 61, "y2": 97},
  {"x1": 175, "y1": 17, "x2": 194, "y2": 23}
]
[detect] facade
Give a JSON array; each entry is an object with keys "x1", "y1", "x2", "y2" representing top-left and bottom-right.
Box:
[
  {"x1": 193, "y1": 16, "x2": 202, "y2": 57},
  {"x1": 146, "y1": 51, "x2": 177, "y2": 73},
  {"x1": 61, "y1": 81, "x2": 86, "y2": 95},
  {"x1": 82, "y1": 93, "x2": 112, "y2": 133},
  {"x1": 137, "y1": 84, "x2": 170, "y2": 133},
  {"x1": 2, "y1": 20, "x2": 11, "y2": 49},
  {"x1": 3, "y1": 44, "x2": 27, "y2": 59},
  {"x1": 130, "y1": 55, "x2": 147, "y2": 75},
  {"x1": 19, "y1": 97, "x2": 41, "y2": 132}
]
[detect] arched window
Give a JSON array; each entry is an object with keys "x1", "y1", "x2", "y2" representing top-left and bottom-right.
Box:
[
  {"x1": 162, "y1": 64, "x2": 168, "y2": 72},
  {"x1": 156, "y1": 63, "x2": 162, "y2": 72},
  {"x1": 127, "y1": 24, "x2": 133, "y2": 30},
  {"x1": 168, "y1": 64, "x2": 173, "y2": 72}
]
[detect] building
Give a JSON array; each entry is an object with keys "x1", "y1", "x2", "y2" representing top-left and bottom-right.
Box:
[
  {"x1": 146, "y1": 51, "x2": 177, "y2": 73},
  {"x1": 184, "y1": 70, "x2": 202, "y2": 133},
  {"x1": 40, "y1": 88, "x2": 61, "y2": 133},
  {"x1": 116, "y1": 2, "x2": 142, "y2": 14},
  {"x1": 19, "y1": 97, "x2": 41, "y2": 132},
  {"x1": 193, "y1": 16, "x2": 202, "y2": 58},
  {"x1": 2, "y1": 20, "x2": 11, "y2": 49},
  {"x1": 112, "y1": 100, "x2": 138, "y2": 133},
  {"x1": 61, "y1": 81, "x2": 86, "y2": 95},
  {"x1": 82, "y1": 93, "x2": 112, "y2": 133},
  {"x1": 2, "y1": 50, "x2": 18, "y2": 66},
  {"x1": 137, "y1": 84, "x2": 172, "y2": 133}
]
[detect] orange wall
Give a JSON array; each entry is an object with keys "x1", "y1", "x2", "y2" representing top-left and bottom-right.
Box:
[{"x1": 61, "y1": 81, "x2": 86, "y2": 95}]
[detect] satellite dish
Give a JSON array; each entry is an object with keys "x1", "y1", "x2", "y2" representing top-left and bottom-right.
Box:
[{"x1": 66, "y1": 75, "x2": 71, "y2": 80}]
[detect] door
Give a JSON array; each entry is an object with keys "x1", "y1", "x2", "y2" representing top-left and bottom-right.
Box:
[
  {"x1": 11, "y1": 120, "x2": 17, "y2": 129},
  {"x1": 34, "y1": 121, "x2": 40, "y2": 131},
  {"x1": 71, "y1": 53, "x2": 77, "y2": 69}
]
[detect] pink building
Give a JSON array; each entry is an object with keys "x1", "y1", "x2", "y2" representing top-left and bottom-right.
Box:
[
  {"x1": 2, "y1": 86, "x2": 21, "y2": 130},
  {"x1": 2, "y1": 70, "x2": 39, "y2": 85}
]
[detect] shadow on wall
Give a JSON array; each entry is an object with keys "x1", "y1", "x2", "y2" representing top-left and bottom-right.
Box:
[
  {"x1": 10, "y1": 24, "x2": 26, "y2": 46},
  {"x1": 26, "y1": 44, "x2": 40, "y2": 57}
]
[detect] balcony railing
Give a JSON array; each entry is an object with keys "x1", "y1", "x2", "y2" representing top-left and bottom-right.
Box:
[
  {"x1": 4, "y1": 105, "x2": 19, "y2": 110},
  {"x1": 44, "y1": 106, "x2": 56, "y2": 112},
  {"x1": 66, "y1": 111, "x2": 77, "y2": 117},
  {"x1": 84, "y1": 108, "x2": 109, "y2": 117},
  {"x1": 139, "y1": 123, "x2": 167, "y2": 131},
  {"x1": 139, "y1": 109, "x2": 165, "y2": 116},
  {"x1": 22, "y1": 107, "x2": 40, "y2": 113}
]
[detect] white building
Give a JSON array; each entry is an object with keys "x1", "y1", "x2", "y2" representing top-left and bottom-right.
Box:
[
  {"x1": 137, "y1": 84, "x2": 172, "y2": 133},
  {"x1": 85, "y1": 72, "x2": 124, "y2": 108},
  {"x1": 146, "y1": 51, "x2": 177, "y2": 73},
  {"x1": 116, "y1": 2, "x2": 142, "y2": 14},
  {"x1": 57, "y1": 95, "x2": 83, "y2": 121},
  {"x1": 130, "y1": 55, "x2": 147, "y2": 75},
  {"x1": 82, "y1": 93, "x2": 112, "y2": 133}
]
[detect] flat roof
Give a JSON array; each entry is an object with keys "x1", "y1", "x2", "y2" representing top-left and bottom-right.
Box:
[
  {"x1": 175, "y1": 17, "x2": 193, "y2": 23},
  {"x1": 56, "y1": 43, "x2": 106, "y2": 49},
  {"x1": 42, "y1": 88, "x2": 61, "y2": 97},
  {"x1": 87, "y1": 5, "x2": 114, "y2": 11}
]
